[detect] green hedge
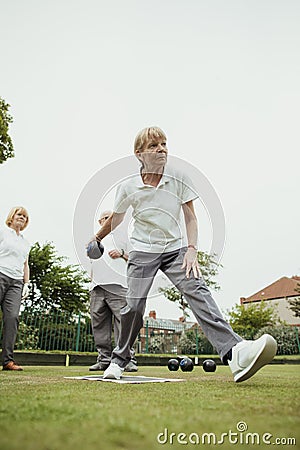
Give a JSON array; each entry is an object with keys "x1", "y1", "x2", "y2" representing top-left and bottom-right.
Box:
[{"x1": 255, "y1": 326, "x2": 300, "y2": 355}]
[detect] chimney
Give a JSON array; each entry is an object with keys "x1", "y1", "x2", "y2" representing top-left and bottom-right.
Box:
[{"x1": 149, "y1": 310, "x2": 156, "y2": 319}]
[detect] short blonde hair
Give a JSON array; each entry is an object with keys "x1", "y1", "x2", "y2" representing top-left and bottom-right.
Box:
[
  {"x1": 134, "y1": 127, "x2": 167, "y2": 154},
  {"x1": 6, "y1": 206, "x2": 29, "y2": 230}
]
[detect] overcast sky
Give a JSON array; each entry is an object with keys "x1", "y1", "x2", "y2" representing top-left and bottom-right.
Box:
[{"x1": 1, "y1": 0, "x2": 299, "y2": 320}]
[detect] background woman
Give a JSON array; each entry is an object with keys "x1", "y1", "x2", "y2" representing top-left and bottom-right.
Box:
[{"x1": 0, "y1": 206, "x2": 31, "y2": 371}]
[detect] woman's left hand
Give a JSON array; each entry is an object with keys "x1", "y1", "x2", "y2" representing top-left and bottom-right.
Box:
[{"x1": 181, "y1": 248, "x2": 201, "y2": 279}]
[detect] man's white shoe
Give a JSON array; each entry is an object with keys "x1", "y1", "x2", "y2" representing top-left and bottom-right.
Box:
[
  {"x1": 103, "y1": 362, "x2": 124, "y2": 380},
  {"x1": 229, "y1": 334, "x2": 277, "y2": 383},
  {"x1": 124, "y1": 361, "x2": 138, "y2": 372}
]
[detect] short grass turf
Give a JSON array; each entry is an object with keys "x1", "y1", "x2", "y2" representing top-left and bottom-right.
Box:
[{"x1": 0, "y1": 365, "x2": 299, "y2": 450}]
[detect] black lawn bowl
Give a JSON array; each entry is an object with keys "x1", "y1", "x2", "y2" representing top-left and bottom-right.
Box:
[
  {"x1": 179, "y1": 357, "x2": 194, "y2": 372},
  {"x1": 202, "y1": 359, "x2": 217, "y2": 372},
  {"x1": 167, "y1": 358, "x2": 180, "y2": 371}
]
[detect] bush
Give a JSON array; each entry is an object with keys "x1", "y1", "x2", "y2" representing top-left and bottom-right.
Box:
[
  {"x1": 178, "y1": 329, "x2": 215, "y2": 355},
  {"x1": 196, "y1": 330, "x2": 215, "y2": 354},
  {"x1": 15, "y1": 322, "x2": 40, "y2": 350},
  {"x1": 178, "y1": 333, "x2": 196, "y2": 354},
  {"x1": 255, "y1": 325, "x2": 300, "y2": 355},
  {"x1": 148, "y1": 336, "x2": 164, "y2": 354}
]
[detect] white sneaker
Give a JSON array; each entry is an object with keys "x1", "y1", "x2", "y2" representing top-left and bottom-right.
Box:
[
  {"x1": 89, "y1": 362, "x2": 109, "y2": 371},
  {"x1": 124, "y1": 361, "x2": 138, "y2": 372},
  {"x1": 103, "y1": 362, "x2": 124, "y2": 380},
  {"x1": 229, "y1": 334, "x2": 277, "y2": 382}
]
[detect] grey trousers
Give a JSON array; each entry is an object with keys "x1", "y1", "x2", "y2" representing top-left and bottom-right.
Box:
[
  {"x1": 111, "y1": 248, "x2": 242, "y2": 368},
  {"x1": 90, "y1": 284, "x2": 136, "y2": 365},
  {"x1": 0, "y1": 271, "x2": 23, "y2": 366}
]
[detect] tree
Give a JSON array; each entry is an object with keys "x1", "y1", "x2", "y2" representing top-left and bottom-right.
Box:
[
  {"x1": 159, "y1": 251, "x2": 222, "y2": 321},
  {"x1": 26, "y1": 242, "x2": 90, "y2": 313},
  {"x1": 0, "y1": 97, "x2": 14, "y2": 164},
  {"x1": 178, "y1": 327, "x2": 214, "y2": 355},
  {"x1": 288, "y1": 284, "x2": 300, "y2": 317},
  {"x1": 226, "y1": 301, "x2": 279, "y2": 340}
]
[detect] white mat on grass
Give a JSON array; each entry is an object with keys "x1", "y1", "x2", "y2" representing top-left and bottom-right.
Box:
[{"x1": 65, "y1": 375, "x2": 185, "y2": 384}]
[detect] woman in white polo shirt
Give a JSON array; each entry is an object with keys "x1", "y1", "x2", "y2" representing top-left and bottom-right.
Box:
[
  {"x1": 0, "y1": 206, "x2": 31, "y2": 371},
  {"x1": 94, "y1": 126, "x2": 277, "y2": 382}
]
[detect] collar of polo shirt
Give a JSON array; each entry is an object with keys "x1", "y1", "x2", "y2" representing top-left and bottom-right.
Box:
[{"x1": 136, "y1": 165, "x2": 173, "y2": 189}]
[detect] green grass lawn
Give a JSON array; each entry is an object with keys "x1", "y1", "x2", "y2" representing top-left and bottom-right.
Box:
[{"x1": 0, "y1": 364, "x2": 299, "y2": 450}]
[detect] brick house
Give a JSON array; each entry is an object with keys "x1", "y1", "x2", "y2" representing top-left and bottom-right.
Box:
[
  {"x1": 240, "y1": 276, "x2": 300, "y2": 326},
  {"x1": 137, "y1": 310, "x2": 198, "y2": 353}
]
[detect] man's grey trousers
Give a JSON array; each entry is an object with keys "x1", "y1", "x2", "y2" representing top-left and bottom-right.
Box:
[
  {"x1": 111, "y1": 248, "x2": 242, "y2": 368},
  {"x1": 90, "y1": 284, "x2": 136, "y2": 365}
]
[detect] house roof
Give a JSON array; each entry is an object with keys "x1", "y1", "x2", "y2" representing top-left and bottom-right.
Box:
[
  {"x1": 241, "y1": 276, "x2": 300, "y2": 303},
  {"x1": 143, "y1": 316, "x2": 195, "y2": 332}
]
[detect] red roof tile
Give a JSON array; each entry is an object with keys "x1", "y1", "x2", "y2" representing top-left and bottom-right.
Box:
[{"x1": 241, "y1": 276, "x2": 300, "y2": 303}]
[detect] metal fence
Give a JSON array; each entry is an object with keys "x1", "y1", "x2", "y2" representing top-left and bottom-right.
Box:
[
  {"x1": 0, "y1": 308, "x2": 209, "y2": 354},
  {"x1": 15, "y1": 309, "x2": 95, "y2": 352},
  {"x1": 0, "y1": 308, "x2": 299, "y2": 355}
]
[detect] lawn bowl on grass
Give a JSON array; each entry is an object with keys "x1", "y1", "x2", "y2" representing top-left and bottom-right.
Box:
[
  {"x1": 167, "y1": 358, "x2": 180, "y2": 371},
  {"x1": 202, "y1": 359, "x2": 217, "y2": 372}
]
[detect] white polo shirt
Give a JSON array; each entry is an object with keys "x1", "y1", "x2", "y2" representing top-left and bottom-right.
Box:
[
  {"x1": 90, "y1": 226, "x2": 128, "y2": 290},
  {"x1": 113, "y1": 165, "x2": 198, "y2": 253},
  {"x1": 0, "y1": 227, "x2": 31, "y2": 280}
]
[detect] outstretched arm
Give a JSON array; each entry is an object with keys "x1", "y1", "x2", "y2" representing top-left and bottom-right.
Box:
[{"x1": 95, "y1": 212, "x2": 125, "y2": 241}]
